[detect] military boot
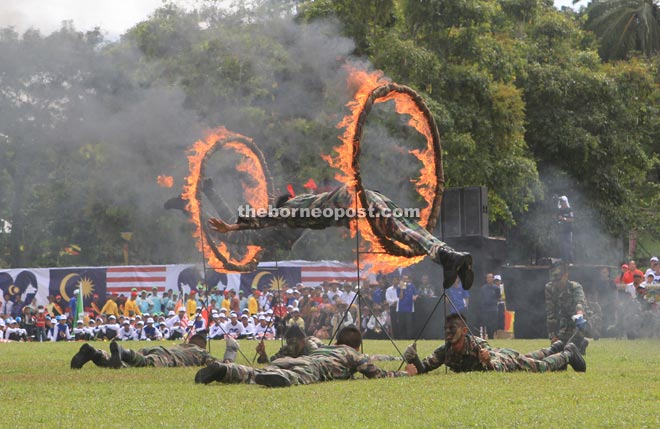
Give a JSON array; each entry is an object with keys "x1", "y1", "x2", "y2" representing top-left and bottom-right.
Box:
[
  {"x1": 195, "y1": 362, "x2": 228, "y2": 384},
  {"x1": 432, "y1": 246, "x2": 474, "y2": 290},
  {"x1": 565, "y1": 343, "x2": 586, "y2": 372},
  {"x1": 255, "y1": 372, "x2": 292, "y2": 388},
  {"x1": 71, "y1": 343, "x2": 107, "y2": 369},
  {"x1": 109, "y1": 340, "x2": 140, "y2": 368},
  {"x1": 550, "y1": 340, "x2": 565, "y2": 354}
]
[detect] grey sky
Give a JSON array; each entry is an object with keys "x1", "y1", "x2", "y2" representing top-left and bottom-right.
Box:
[{"x1": 0, "y1": 0, "x2": 165, "y2": 38}]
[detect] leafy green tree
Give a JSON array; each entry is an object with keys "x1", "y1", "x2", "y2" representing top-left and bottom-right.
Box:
[{"x1": 585, "y1": 0, "x2": 660, "y2": 61}]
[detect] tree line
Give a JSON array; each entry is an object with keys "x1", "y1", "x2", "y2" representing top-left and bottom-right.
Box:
[{"x1": 0, "y1": 0, "x2": 658, "y2": 268}]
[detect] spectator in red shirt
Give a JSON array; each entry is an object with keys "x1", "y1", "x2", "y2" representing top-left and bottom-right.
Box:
[
  {"x1": 614, "y1": 264, "x2": 628, "y2": 285},
  {"x1": 621, "y1": 260, "x2": 644, "y2": 285}
]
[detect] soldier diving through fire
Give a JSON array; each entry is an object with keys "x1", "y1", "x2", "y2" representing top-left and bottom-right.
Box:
[{"x1": 206, "y1": 184, "x2": 473, "y2": 290}]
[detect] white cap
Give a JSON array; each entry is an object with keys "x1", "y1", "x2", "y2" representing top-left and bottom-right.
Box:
[
  {"x1": 651, "y1": 256, "x2": 659, "y2": 263},
  {"x1": 258, "y1": 315, "x2": 266, "y2": 321},
  {"x1": 137, "y1": 320, "x2": 144, "y2": 325},
  {"x1": 493, "y1": 275, "x2": 502, "y2": 281},
  {"x1": 230, "y1": 312, "x2": 237, "y2": 318},
  {"x1": 286, "y1": 289, "x2": 294, "y2": 294},
  {"x1": 167, "y1": 311, "x2": 175, "y2": 316},
  {"x1": 147, "y1": 318, "x2": 154, "y2": 324}
]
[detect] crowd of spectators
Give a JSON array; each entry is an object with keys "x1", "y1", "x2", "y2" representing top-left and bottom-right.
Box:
[
  {"x1": 0, "y1": 273, "x2": 447, "y2": 342},
  {"x1": 604, "y1": 257, "x2": 660, "y2": 339},
  {"x1": 2, "y1": 255, "x2": 658, "y2": 342}
]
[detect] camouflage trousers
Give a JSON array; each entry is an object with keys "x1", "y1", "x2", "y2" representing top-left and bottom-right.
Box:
[
  {"x1": 91, "y1": 348, "x2": 161, "y2": 368},
  {"x1": 491, "y1": 346, "x2": 568, "y2": 372},
  {"x1": 221, "y1": 357, "x2": 323, "y2": 385},
  {"x1": 90, "y1": 345, "x2": 210, "y2": 368},
  {"x1": 247, "y1": 186, "x2": 448, "y2": 260}
]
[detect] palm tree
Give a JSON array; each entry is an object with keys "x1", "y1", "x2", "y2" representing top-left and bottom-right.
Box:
[{"x1": 584, "y1": 0, "x2": 660, "y2": 60}]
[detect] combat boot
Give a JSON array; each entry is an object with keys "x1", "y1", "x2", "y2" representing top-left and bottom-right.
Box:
[
  {"x1": 71, "y1": 343, "x2": 105, "y2": 369},
  {"x1": 195, "y1": 362, "x2": 228, "y2": 384},
  {"x1": 432, "y1": 246, "x2": 474, "y2": 290},
  {"x1": 550, "y1": 340, "x2": 565, "y2": 354},
  {"x1": 255, "y1": 372, "x2": 292, "y2": 388},
  {"x1": 564, "y1": 343, "x2": 586, "y2": 372},
  {"x1": 109, "y1": 340, "x2": 138, "y2": 369}
]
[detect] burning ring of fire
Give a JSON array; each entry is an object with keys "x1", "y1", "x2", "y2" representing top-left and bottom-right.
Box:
[
  {"x1": 325, "y1": 71, "x2": 444, "y2": 272},
  {"x1": 182, "y1": 127, "x2": 274, "y2": 272}
]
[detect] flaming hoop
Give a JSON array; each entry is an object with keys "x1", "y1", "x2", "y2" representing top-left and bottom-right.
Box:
[
  {"x1": 324, "y1": 69, "x2": 444, "y2": 273},
  {"x1": 182, "y1": 127, "x2": 274, "y2": 272}
]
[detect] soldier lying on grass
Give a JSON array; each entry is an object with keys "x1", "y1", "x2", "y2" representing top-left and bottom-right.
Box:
[
  {"x1": 404, "y1": 313, "x2": 586, "y2": 374},
  {"x1": 195, "y1": 325, "x2": 417, "y2": 387}
]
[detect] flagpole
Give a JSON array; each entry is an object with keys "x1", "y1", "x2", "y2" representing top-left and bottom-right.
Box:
[{"x1": 76, "y1": 287, "x2": 84, "y2": 323}]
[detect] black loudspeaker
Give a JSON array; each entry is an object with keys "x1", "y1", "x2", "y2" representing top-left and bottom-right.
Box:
[{"x1": 441, "y1": 187, "x2": 489, "y2": 238}]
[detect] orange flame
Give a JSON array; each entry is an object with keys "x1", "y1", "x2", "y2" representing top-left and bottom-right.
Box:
[
  {"x1": 324, "y1": 66, "x2": 437, "y2": 274},
  {"x1": 157, "y1": 175, "x2": 174, "y2": 188},
  {"x1": 182, "y1": 127, "x2": 266, "y2": 272}
]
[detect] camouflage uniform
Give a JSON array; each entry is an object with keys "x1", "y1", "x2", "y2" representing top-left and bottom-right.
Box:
[
  {"x1": 485, "y1": 346, "x2": 569, "y2": 372},
  {"x1": 413, "y1": 335, "x2": 569, "y2": 373},
  {"x1": 545, "y1": 280, "x2": 586, "y2": 345},
  {"x1": 88, "y1": 344, "x2": 215, "y2": 368},
  {"x1": 122, "y1": 344, "x2": 216, "y2": 367},
  {"x1": 417, "y1": 335, "x2": 488, "y2": 373},
  {"x1": 240, "y1": 186, "x2": 449, "y2": 262},
  {"x1": 257, "y1": 336, "x2": 323, "y2": 364},
  {"x1": 219, "y1": 344, "x2": 408, "y2": 385}
]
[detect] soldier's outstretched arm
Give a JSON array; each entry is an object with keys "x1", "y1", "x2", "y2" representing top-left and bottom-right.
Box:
[
  {"x1": 209, "y1": 218, "x2": 247, "y2": 233},
  {"x1": 421, "y1": 344, "x2": 447, "y2": 373}
]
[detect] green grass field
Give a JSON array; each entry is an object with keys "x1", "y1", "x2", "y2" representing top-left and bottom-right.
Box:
[{"x1": 1, "y1": 338, "x2": 658, "y2": 428}]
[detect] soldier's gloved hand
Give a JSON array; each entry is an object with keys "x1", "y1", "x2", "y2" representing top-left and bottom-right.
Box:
[
  {"x1": 403, "y1": 343, "x2": 418, "y2": 362},
  {"x1": 255, "y1": 341, "x2": 266, "y2": 356},
  {"x1": 572, "y1": 314, "x2": 587, "y2": 330},
  {"x1": 403, "y1": 343, "x2": 426, "y2": 374}
]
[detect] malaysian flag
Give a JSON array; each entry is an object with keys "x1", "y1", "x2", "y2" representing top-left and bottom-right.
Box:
[
  {"x1": 106, "y1": 266, "x2": 167, "y2": 294},
  {"x1": 300, "y1": 262, "x2": 358, "y2": 286}
]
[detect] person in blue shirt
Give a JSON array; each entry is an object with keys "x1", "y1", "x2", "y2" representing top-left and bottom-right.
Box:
[
  {"x1": 476, "y1": 273, "x2": 501, "y2": 339},
  {"x1": 150, "y1": 287, "x2": 163, "y2": 315},
  {"x1": 445, "y1": 278, "x2": 469, "y2": 315},
  {"x1": 397, "y1": 275, "x2": 418, "y2": 339}
]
